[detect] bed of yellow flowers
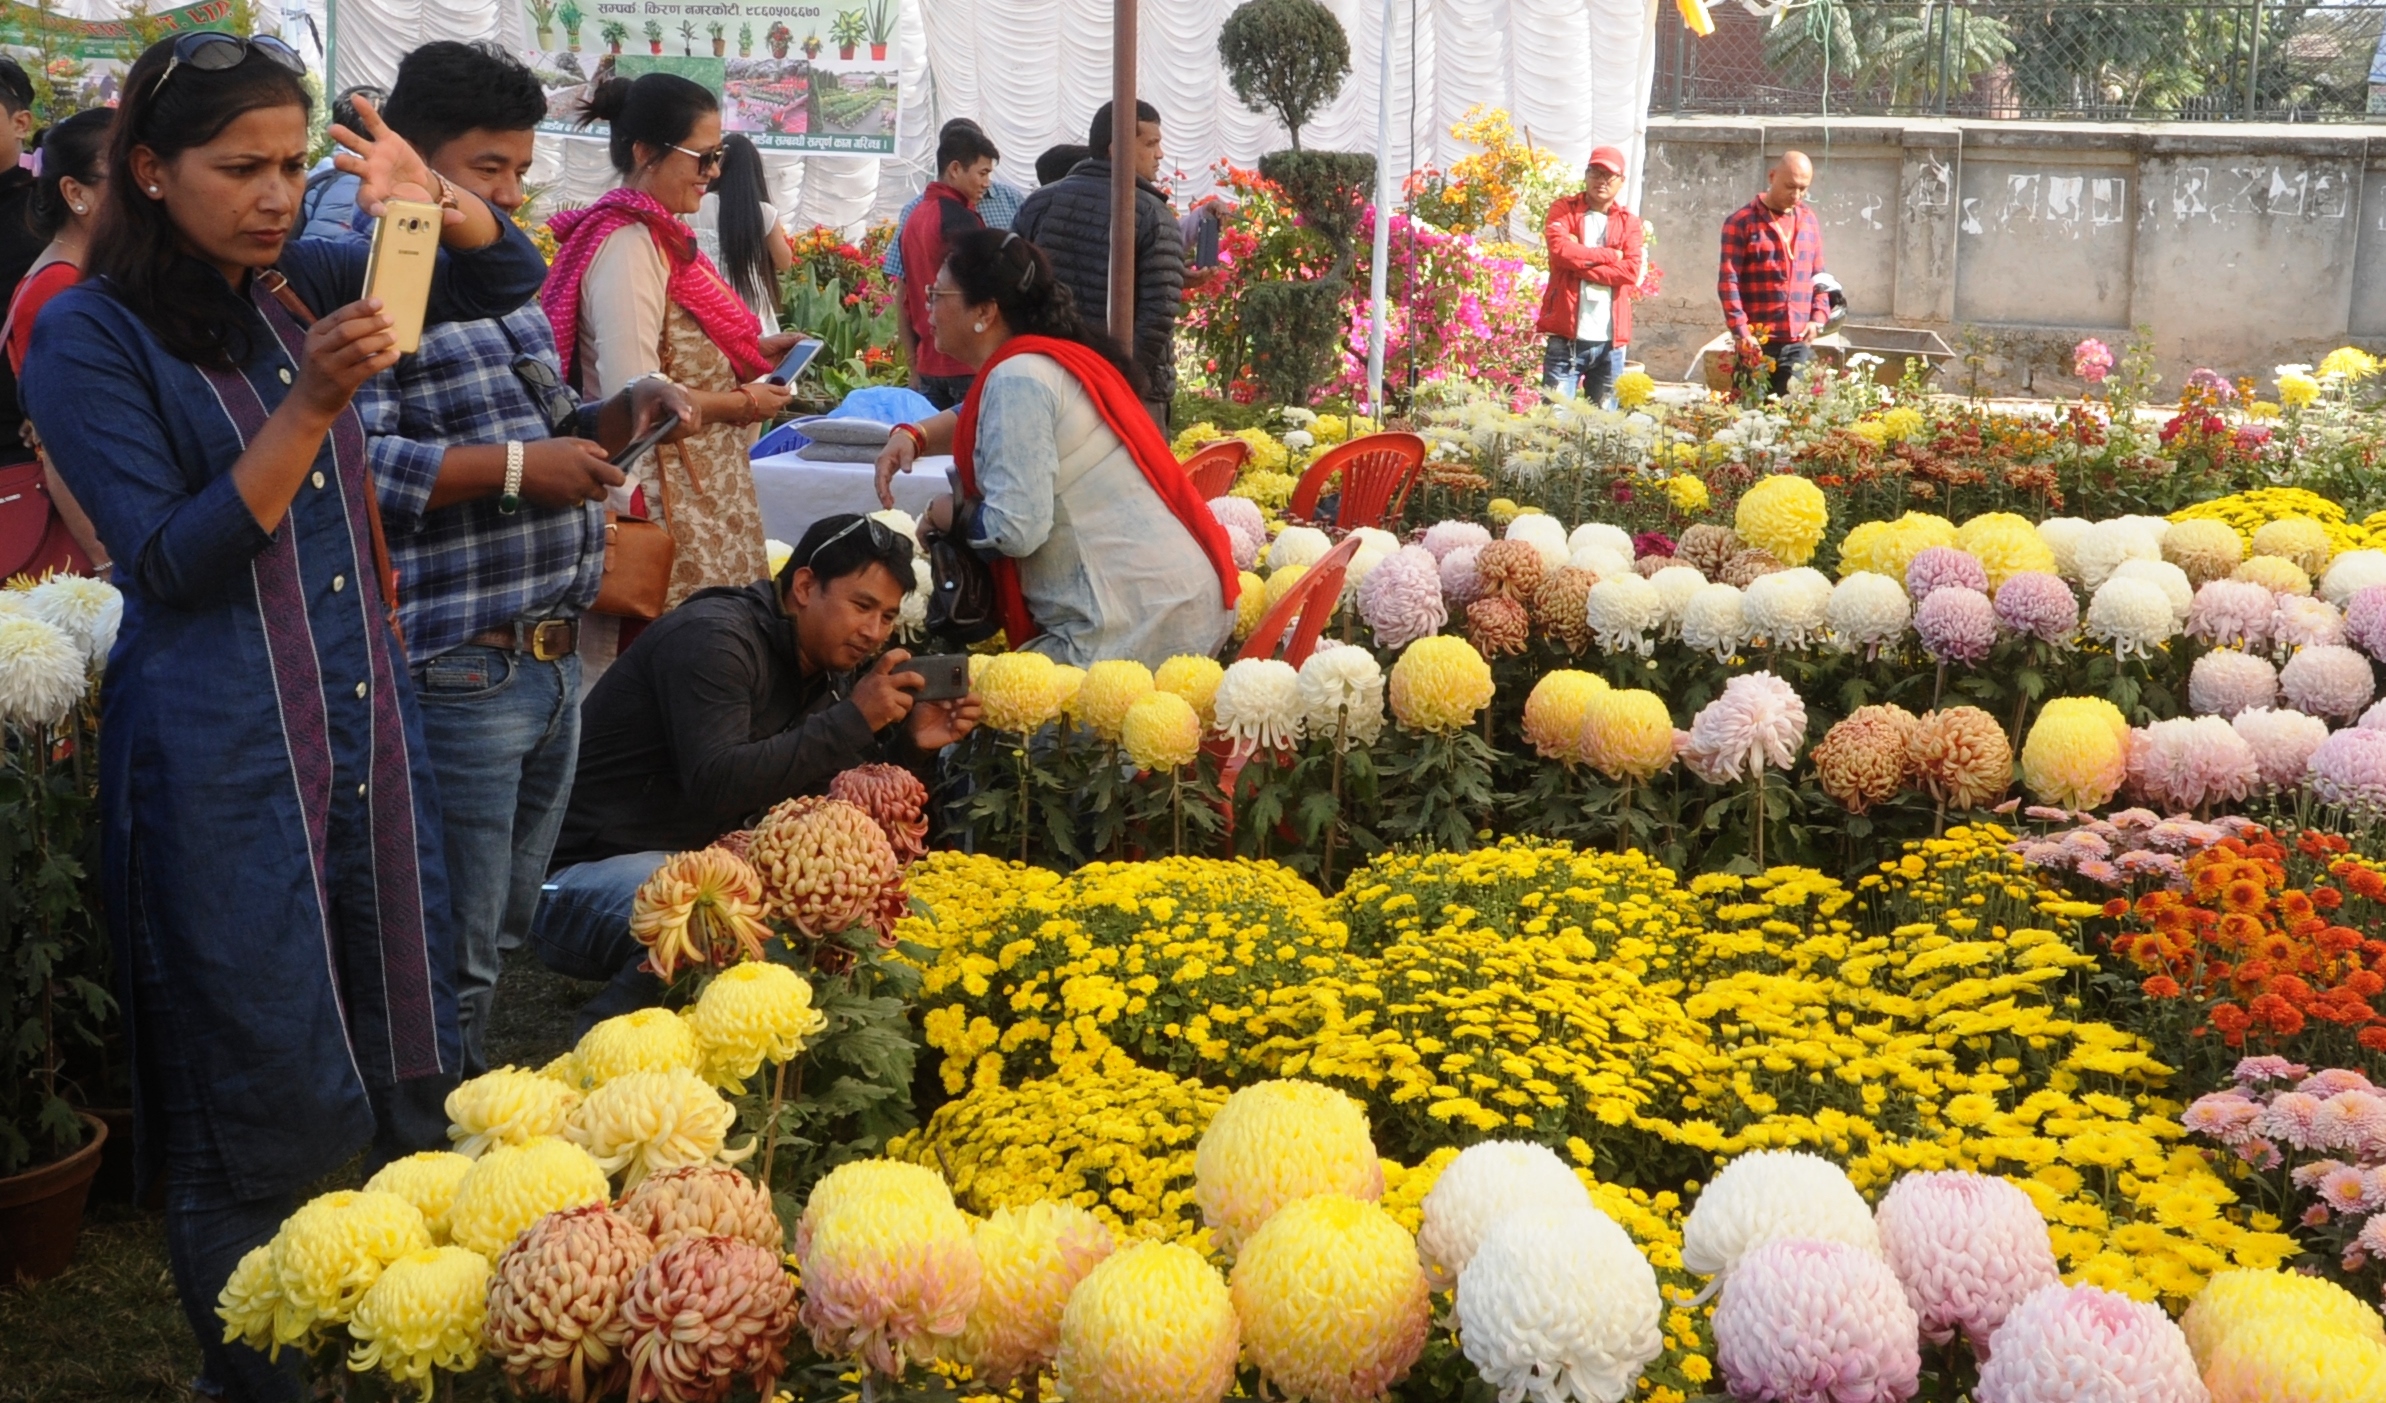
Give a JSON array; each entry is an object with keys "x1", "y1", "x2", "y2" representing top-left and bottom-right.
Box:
[{"x1": 889, "y1": 826, "x2": 2299, "y2": 1399}]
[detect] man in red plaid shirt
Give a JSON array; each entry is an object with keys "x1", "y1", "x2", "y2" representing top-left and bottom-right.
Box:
[{"x1": 1718, "y1": 151, "x2": 1832, "y2": 397}]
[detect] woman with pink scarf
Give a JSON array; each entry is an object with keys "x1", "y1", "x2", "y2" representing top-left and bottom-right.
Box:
[{"x1": 546, "y1": 72, "x2": 797, "y2": 639}]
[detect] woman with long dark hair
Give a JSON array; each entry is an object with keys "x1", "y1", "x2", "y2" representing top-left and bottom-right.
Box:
[
  {"x1": 872, "y1": 228, "x2": 1237, "y2": 666},
  {"x1": 20, "y1": 34, "x2": 546, "y2": 1401},
  {"x1": 689, "y1": 132, "x2": 791, "y2": 334},
  {"x1": 6, "y1": 106, "x2": 111, "y2": 570}
]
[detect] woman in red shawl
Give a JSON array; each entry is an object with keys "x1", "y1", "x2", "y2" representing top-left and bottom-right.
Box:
[{"x1": 873, "y1": 228, "x2": 1237, "y2": 667}]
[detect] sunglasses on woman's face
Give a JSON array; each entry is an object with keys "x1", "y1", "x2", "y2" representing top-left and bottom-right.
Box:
[{"x1": 671, "y1": 143, "x2": 727, "y2": 175}]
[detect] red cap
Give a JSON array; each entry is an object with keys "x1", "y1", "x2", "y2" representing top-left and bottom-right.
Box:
[{"x1": 1588, "y1": 145, "x2": 1628, "y2": 175}]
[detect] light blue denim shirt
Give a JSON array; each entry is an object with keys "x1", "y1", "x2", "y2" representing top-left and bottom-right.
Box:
[{"x1": 966, "y1": 353, "x2": 1234, "y2": 667}]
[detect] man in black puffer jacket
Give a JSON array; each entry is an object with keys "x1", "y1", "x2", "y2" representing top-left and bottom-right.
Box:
[{"x1": 1013, "y1": 99, "x2": 1185, "y2": 429}]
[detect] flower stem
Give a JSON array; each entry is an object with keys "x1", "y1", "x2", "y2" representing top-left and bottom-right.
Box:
[
  {"x1": 1015, "y1": 736, "x2": 1031, "y2": 864},
  {"x1": 759, "y1": 1056, "x2": 789, "y2": 1190}
]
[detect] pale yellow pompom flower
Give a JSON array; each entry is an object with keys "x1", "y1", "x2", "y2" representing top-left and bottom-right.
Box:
[
  {"x1": 1956, "y1": 512, "x2": 2058, "y2": 592},
  {"x1": 2250, "y1": 515, "x2": 2334, "y2": 577},
  {"x1": 1154, "y1": 654, "x2": 1226, "y2": 725},
  {"x1": 345, "y1": 1245, "x2": 491, "y2": 1402},
  {"x1": 1579, "y1": 687, "x2": 1678, "y2": 782},
  {"x1": 2162, "y1": 516, "x2": 2245, "y2": 585},
  {"x1": 1194, "y1": 1079, "x2": 1384, "y2": 1252},
  {"x1": 1073, "y1": 659, "x2": 1155, "y2": 743},
  {"x1": 1120, "y1": 690, "x2": 1203, "y2": 772},
  {"x1": 958, "y1": 1201, "x2": 1116, "y2": 1390},
  {"x1": 684, "y1": 961, "x2": 828, "y2": 1088},
  {"x1": 446, "y1": 1067, "x2": 582, "y2": 1158},
  {"x1": 445, "y1": 1136, "x2": 612, "y2": 1259},
  {"x1": 978, "y1": 650, "x2": 1067, "y2": 733},
  {"x1": 1055, "y1": 1241, "x2": 1240, "y2": 1403},
  {"x1": 1230, "y1": 1194, "x2": 1430, "y2": 1403},
  {"x1": 1264, "y1": 563, "x2": 1310, "y2": 613},
  {"x1": 1734, "y1": 474, "x2": 1830, "y2": 567},
  {"x1": 796, "y1": 1159, "x2": 984, "y2": 1376},
  {"x1": 263, "y1": 1190, "x2": 435, "y2": 1349},
  {"x1": 1521, "y1": 669, "x2": 1608, "y2": 762},
  {"x1": 1234, "y1": 571, "x2": 1268, "y2": 639},
  {"x1": 1048, "y1": 663, "x2": 1086, "y2": 718},
  {"x1": 2020, "y1": 696, "x2": 2131, "y2": 811},
  {"x1": 565, "y1": 1066, "x2": 751, "y2": 1188},
  {"x1": 571, "y1": 1008, "x2": 703, "y2": 1089},
  {"x1": 2233, "y1": 554, "x2": 2313, "y2": 597},
  {"x1": 364, "y1": 1152, "x2": 476, "y2": 1242},
  {"x1": 218, "y1": 1244, "x2": 282, "y2": 1351},
  {"x1": 1388, "y1": 635, "x2": 1494, "y2": 734}
]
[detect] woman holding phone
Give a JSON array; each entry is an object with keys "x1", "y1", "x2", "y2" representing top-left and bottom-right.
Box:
[
  {"x1": 20, "y1": 35, "x2": 546, "y2": 1401},
  {"x1": 545, "y1": 72, "x2": 796, "y2": 632}
]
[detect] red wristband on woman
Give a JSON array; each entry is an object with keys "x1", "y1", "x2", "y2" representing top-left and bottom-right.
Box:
[{"x1": 894, "y1": 422, "x2": 928, "y2": 453}]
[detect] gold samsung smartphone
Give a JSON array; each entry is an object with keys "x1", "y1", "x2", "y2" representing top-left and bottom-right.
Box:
[{"x1": 363, "y1": 199, "x2": 443, "y2": 354}]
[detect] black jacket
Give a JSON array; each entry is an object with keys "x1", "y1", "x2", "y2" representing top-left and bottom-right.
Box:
[
  {"x1": 1012, "y1": 159, "x2": 1184, "y2": 406},
  {"x1": 553, "y1": 581, "x2": 926, "y2": 866}
]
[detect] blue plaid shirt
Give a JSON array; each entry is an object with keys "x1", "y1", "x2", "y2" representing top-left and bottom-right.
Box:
[
  {"x1": 882, "y1": 179, "x2": 1023, "y2": 278},
  {"x1": 355, "y1": 302, "x2": 606, "y2": 659}
]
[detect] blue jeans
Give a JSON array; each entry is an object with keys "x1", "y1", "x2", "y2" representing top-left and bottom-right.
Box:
[
  {"x1": 411, "y1": 645, "x2": 582, "y2": 1071},
  {"x1": 1542, "y1": 336, "x2": 1625, "y2": 408},
  {"x1": 531, "y1": 850, "x2": 671, "y2": 1034}
]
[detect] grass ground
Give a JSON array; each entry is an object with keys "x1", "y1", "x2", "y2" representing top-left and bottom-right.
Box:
[{"x1": 0, "y1": 948, "x2": 597, "y2": 1402}]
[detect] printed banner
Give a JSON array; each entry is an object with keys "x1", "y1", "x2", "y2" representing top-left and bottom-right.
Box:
[
  {"x1": 525, "y1": 0, "x2": 898, "y2": 156},
  {"x1": 0, "y1": 0, "x2": 237, "y2": 63}
]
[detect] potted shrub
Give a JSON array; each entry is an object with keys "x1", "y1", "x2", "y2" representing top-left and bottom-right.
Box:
[
  {"x1": 738, "y1": 20, "x2": 752, "y2": 56},
  {"x1": 768, "y1": 20, "x2": 792, "y2": 57},
  {"x1": 601, "y1": 18, "x2": 626, "y2": 53},
  {"x1": 677, "y1": 18, "x2": 696, "y2": 54},
  {"x1": 802, "y1": 30, "x2": 822, "y2": 59},
  {"x1": 830, "y1": 8, "x2": 865, "y2": 60},
  {"x1": 559, "y1": 0, "x2": 583, "y2": 50},
  {"x1": 864, "y1": 0, "x2": 894, "y2": 60},
  {"x1": 643, "y1": 18, "x2": 662, "y2": 53},
  {"x1": 708, "y1": 19, "x2": 725, "y2": 55},
  {"x1": 525, "y1": 0, "x2": 557, "y2": 50}
]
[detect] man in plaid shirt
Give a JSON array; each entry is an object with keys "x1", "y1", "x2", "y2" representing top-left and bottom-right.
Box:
[
  {"x1": 350, "y1": 43, "x2": 691, "y2": 1110},
  {"x1": 1718, "y1": 150, "x2": 1832, "y2": 396}
]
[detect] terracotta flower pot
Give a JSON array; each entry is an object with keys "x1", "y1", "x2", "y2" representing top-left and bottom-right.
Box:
[
  {"x1": 869, "y1": 42, "x2": 886, "y2": 59},
  {"x1": 0, "y1": 1113, "x2": 107, "y2": 1285},
  {"x1": 838, "y1": 42, "x2": 855, "y2": 59}
]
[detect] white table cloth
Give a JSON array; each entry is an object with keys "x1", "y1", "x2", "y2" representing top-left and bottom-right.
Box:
[{"x1": 753, "y1": 452, "x2": 951, "y2": 546}]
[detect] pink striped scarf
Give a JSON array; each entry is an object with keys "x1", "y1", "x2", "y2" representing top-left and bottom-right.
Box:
[{"x1": 543, "y1": 187, "x2": 770, "y2": 388}]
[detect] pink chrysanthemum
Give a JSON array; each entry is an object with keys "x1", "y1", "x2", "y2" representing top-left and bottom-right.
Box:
[
  {"x1": 1356, "y1": 546, "x2": 1448, "y2": 650},
  {"x1": 2256, "y1": 1091, "x2": 2328, "y2": 1150},
  {"x1": 2183, "y1": 1092, "x2": 2264, "y2": 1145},
  {"x1": 2236, "y1": 1056, "x2": 2311, "y2": 1086},
  {"x1": 2232, "y1": 707, "x2": 2331, "y2": 790},
  {"x1": 1875, "y1": 1172, "x2": 2059, "y2": 1356},
  {"x1": 2301, "y1": 1068, "x2": 2377, "y2": 1095},
  {"x1": 1975, "y1": 1282, "x2": 2204, "y2": 1403},
  {"x1": 1907, "y1": 546, "x2": 1990, "y2": 601},
  {"x1": 2280, "y1": 643, "x2": 2377, "y2": 720},
  {"x1": 2188, "y1": 580, "x2": 2276, "y2": 650},
  {"x1": 2272, "y1": 593, "x2": 2346, "y2": 653},
  {"x1": 2127, "y1": 716, "x2": 2259, "y2": 812},
  {"x1": 2344, "y1": 584, "x2": 2386, "y2": 662},
  {"x1": 1992, "y1": 572, "x2": 2078, "y2": 645},
  {"x1": 2308, "y1": 727, "x2": 2386, "y2": 813},
  {"x1": 1420, "y1": 520, "x2": 1492, "y2": 561},
  {"x1": 1716, "y1": 1238, "x2": 1921, "y2": 1403},
  {"x1": 1208, "y1": 498, "x2": 1266, "y2": 572},
  {"x1": 1438, "y1": 546, "x2": 1486, "y2": 607},
  {"x1": 1916, "y1": 586, "x2": 1998, "y2": 664},
  {"x1": 2189, "y1": 649, "x2": 2279, "y2": 718},
  {"x1": 1682, "y1": 672, "x2": 1808, "y2": 785}
]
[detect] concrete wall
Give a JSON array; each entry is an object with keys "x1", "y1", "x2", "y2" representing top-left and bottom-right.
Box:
[{"x1": 1631, "y1": 116, "x2": 2386, "y2": 395}]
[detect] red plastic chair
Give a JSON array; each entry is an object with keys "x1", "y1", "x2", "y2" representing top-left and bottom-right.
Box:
[
  {"x1": 1207, "y1": 536, "x2": 1365, "y2": 837},
  {"x1": 1180, "y1": 439, "x2": 1250, "y2": 500},
  {"x1": 1285, "y1": 432, "x2": 1427, "y2": 531}
]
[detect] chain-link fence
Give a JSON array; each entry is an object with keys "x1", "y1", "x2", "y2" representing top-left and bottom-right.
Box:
[{"x1": 1658, "y1": 0, "x2": 2386, "y2": 120}]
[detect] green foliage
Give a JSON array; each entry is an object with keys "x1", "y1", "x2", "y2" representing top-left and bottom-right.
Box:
[
  {"x1": 1242, "y1": 276, "x2": 1347, "y2": 408},
  {"x1": 829, "y1": 8, "x2": 867, "y2": 46},
  {"x1": 864, "y1": 0, "x2": 896, "y2": 44},
  {"x1": 1257, "y1": 148, "x2": 1376, "y2": 268},
  {"x1": 1763, "y1": 0, "x2": 2013, "y2": 110},
  {"x1": 739, "y1": 935, "x2": 922, "y2": 1213},
  {"x1": 1, "y1": 700, "x2": 110, "y2": 1175},
  {"x1": 1216, "y1": 0, "x2": 1352, "y2": 150}
]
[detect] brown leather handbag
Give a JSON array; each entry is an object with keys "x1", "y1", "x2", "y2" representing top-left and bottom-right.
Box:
[{"x1": 592, "y1": 459, "x2": 676, "y2": 620}]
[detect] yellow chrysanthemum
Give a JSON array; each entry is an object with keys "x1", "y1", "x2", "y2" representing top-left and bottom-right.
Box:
[
  {"x1": 261, "y1": 1190, "x2": 435, "y2": 1349},
  {"x1": 345, "y1": 1245, "x2": 491, "y2": 1402},
  {"x1": 1956, "y1": 512, "x2": 2058, "y2": 591},
  {"x1": 1194, "y1": 1080, "x2": 1384, "y2": 1251},
  {"x1": 2188, "y1": 1269, "x2": 2386, "y2": 1403},
  {"x1": 684, "y1": 961, "x2": 828, "y2": 1087},
  {"x1": 2319, "y1": 346, "x2": 2380, "y2": 381},
  {"x1": 445, "y1": 1067, "x2": 581, "y2": 1158},
  {"x1": 1734, "y1": 475, "x2": 1830, "y2": 566},
  {"x1": 1074, "y1": 660, "x2": 1156, "y2": 744},
  {"x1": 565, "y1": 1066, "x2": 749, "y2": 1188},
  {"x1": 218, "y1": 1244, "x2": 282, "y2": 1351},
  {"x1": 1838, "y1": 511, "x2": 1957, "y2": 581},
  {"x1": 363, "y1": 1152, "x2": 476, "y2": 1242},
  {"x1": 628, "y1": 847, "x2": 772, "y2": 980},
  {"x1": 1154, "y1": 654, "x2": 1226, "y2": 725},
  {"x1": 570, "y1": 1008, "x2": 703, "y2": 1089},
  {"x1": 1664, "y1": 473, "x2": 1710, "y2": 514},
  {"x1": 958, "y1": 1201, "x2": 1116, "y2": 1389},
  {"x1": 1616, "y1": 370, "x2": 1656, "y2": 410},
  {"x1": 1388, "y1": 635, "x2": 1494, "y2": 733},
  {"x1": 2020, "y1": 696, "x2": 2131, "y2": 810},
  {"x1": 1878, "y1": 406, "x2": 1926, "y2": 442},
  {"x1": 1579, "y1": 687, "x2": 1678, "y2": 782},
  {"x1": 1048, "y1": 663, "x2": 1086, "y2": 718},
  {"x1": 1120, "y1": 690, "x2": 1203, "y2": 772},
  {"x1": 795, "y1": 1159, "x2": 983, "y2": 1376},
  {"x1": 2232, "y1": 555, "x2": 2313, "y2": 596},
  {"x1": 1055, "y1": 1241, "x2": 1240, "y2": 1403},
  {"x1": 2250, "y1": 515, "x2": 2333, "y2": 576},
  {"x1": 2183, "y1": 1268, "x2": 2386, "y2": 1365},
  {"x1": 978, "y1": 650, "x2": 1068, "y2": 734},
  {"x1": 444, "y1": 1136, "x2": 612, "y2": 1258},
  {"x1": 1234, "y1": 571, "x2": 1268, "y2": 639},
  {"x1": 1521, "y1": 670, "x2": 1609, "y2": 762},
  {"x1": 1232, "y1": 470, "x2": 1298, "y2": 514},
  {"x1": 1487, "y1": 497, "x2": 1523, "y2": 527},
  {"x1": 1264, "y1": 563, "x2": 1310, "y2": 614},
  {"x1": 2162, "y1": 517, "x2": 2245, "y2": 585},
  {"x1": 2277, "y1": 371, "x2": 2321, "y2": 408},
  {"x1": 1229, "y1": 1194, "x2": 1430, "y2": 1403}
]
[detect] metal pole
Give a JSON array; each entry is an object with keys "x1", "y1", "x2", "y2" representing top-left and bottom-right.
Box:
[
  {"x1": 1366, "y1": 0, "x2": 1396, "y2": 416},
  {"x1": 2244, "y1": 0, "x2": 2263, "y2": 120},
  {"x1": 1108, "y1": 0, "x2": 1138, "y2": 351}
]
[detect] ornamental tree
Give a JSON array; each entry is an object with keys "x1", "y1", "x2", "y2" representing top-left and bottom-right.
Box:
[{"x1": 1216, "y1": 0, "x2": 1351, "y2": 151}]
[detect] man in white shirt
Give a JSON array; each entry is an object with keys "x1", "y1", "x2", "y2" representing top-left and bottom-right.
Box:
[{"x1": 1534, "y1": 146, "x2": 1647, "y2": 408}]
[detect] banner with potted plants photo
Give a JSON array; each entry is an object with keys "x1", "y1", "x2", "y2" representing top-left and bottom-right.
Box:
[{"x1": 521, "y1": 0, "x2": 899, "y2": 154}]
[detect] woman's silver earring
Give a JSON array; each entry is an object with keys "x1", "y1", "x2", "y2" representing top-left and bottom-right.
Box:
[
  {"x1": 973, "y1": 321, "x2": 986, "y2": 333},
  {"x1": 71, "y1": 204, "x2": 84, "y2": 214},
  {"x1": 147, "y1": 185, "x2": 159, "y2": 195}
]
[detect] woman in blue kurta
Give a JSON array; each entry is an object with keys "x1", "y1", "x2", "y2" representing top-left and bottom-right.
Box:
[{"x1": 20, "y1": 36, "x2": 547, "y2": 1401}]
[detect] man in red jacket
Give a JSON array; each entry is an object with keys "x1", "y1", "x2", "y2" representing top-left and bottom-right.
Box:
[
  {"x1": 898, "y1": 124, "x2": 1001, "y2": 409},
  {"x1": 1537, "y1": 146, "x2": 1645, "y2": 408}
]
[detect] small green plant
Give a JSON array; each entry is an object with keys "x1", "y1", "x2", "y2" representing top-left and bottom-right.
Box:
[
  {"x1": 523, "y1": 0, "x2": 557, "y2": 40},
  {"x1": 642, "y1": 17, "x2": 663, "y2": 48},
  {"x1": 556, "y1": 0, "x2": 582, "y2": 42},
  {"x1": 830, "y1": 8, "x2": 867, "y2": 50},
  {"x1": 600, "y1": 17, "x2": 627, "y2": 51},
  {"x1": 1216, "y1": 0, "x2": 1352, "y2": 150},
  {"x1": 677, "y1": 18, "x2": 696, "y2": 52},
  {"x1": 738, "y1": 19, "x2": 753, "y2": 54},
  {"x1": 864, "y1": 0, "x2": 896, "y2": 45}
]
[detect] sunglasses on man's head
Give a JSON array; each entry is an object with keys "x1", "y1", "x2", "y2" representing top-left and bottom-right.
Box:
[{"x1": 151, "y1": 32, "x2": 306, "y2": 98}]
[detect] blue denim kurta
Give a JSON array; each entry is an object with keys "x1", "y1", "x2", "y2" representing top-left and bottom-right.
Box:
[{"x1": 22, "y1": 225, "x2": 544, "y2": 1199}]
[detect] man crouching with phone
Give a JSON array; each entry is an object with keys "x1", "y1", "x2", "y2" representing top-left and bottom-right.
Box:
[{"x1": 532, "y1": 512, "x2": 983, "y2": 1027}]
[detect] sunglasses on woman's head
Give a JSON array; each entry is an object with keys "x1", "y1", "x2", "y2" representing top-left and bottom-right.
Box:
[{"x1": 151, "y1": 33, "x2": 306, "y2": 98}]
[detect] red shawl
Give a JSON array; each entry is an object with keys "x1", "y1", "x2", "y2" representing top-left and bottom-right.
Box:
[
  {"x1": 543, "y1": 187, "x2": 770, "y2": 388},
  {"x1": 953, "y1": 336, "x2": 1241, "y2": 646}
]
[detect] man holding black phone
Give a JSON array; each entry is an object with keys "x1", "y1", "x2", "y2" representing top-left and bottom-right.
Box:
[
  {"x1": 347, "y1": 42, "x2": 697, "y2": 1098},
  {"x1": 533, "y1": 513, "x2": 983, "y2": 1028}
]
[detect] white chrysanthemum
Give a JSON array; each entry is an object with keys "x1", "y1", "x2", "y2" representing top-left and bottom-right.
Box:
[
  {"x1": 869, "y1": 507, "x2": 920, "y2": 543},
  {"x1": 24, "y1": 576, "x2": 121, "y2": 665},
  {"x1": 1874, "y1": 1171, "x2": 2059, "y2": 1352},
  {"x1": 0, "y1": 615, "x2": 88, "y2": 728},
  {"x1": 2188, "y1": 649, "x2": 2279, "y2": 718},
  {"x1": 764, "y1": 538, "x2": 794, "y2": 578},
  {"x1": 1828, "y1": 571, "x2": 1913, "y2": 655},
  {"x1": 1342, "y1": 545, "x2": 1393, "y2": 601},
  {"x1": 1680, "y1": 583, "x2": 1749, "y2": 664},
  {"x1": 2036, "y1": 518, "x2": 2093, "y2": 582},
  {"x1": 1568, "y1": 543, "x2": 1631, "y2": 581},
  {"x1": 2272, "y1": 593, "x2": 2346, "y2": 654},
  {"x1": 2233, "y1": 706, "x2": 2332, "y2": 790},
  {"x1": 1213, "y1": 658, "x2": 1304, "y2": 751},
  {"x1": 1567, "y1": 522, "x2": 1635, "y2": 562},
  {"x1": 895, "y1": 557, "x2": 929, "y2": 642},
  {"x1": 1455, "y1": 1203, "x2": 1663, "y2": 1403},
  {"x1": 2109, "y1": 558, "x2": 2193, "y2": 623},
  {"x1": 1267, "y1": 526, "x2": 1332, "y2": 572},
  {"x1": 1975, "y1": 1282, "x2": 2206, "y2": 1403},
  {"x1": 2084, "y1": 578, "x2": 2177, "y2": 660},
  {"x1": 1298, "y1": 647, "x2": 1385, "y2": 745},
  {"x1": 1743, "y1": 568, "x2": 1832, "y2": 650},
  {"x1": 1585, "y1": 574, "x2": 1664, "y2": 655},
  {"x1": 2073, "y1": 520, "x2": 2163, "y2": 591},
  {"x1": 1682, "y1": 1150, "x2": 1882, "y2": 1282},
  {"x1": 1416, "y1": 1141, "x2": 1592, "y2": 1290},
  {"x1": 1421, "y1": 520, "x2": 1491, "y2": 561},
  {"x1": 1649, "y1": 565, "x2": 1708, "y2": 634},
  {"x1": 1507, "y1": 514, "x2": 1571, "y2": 570},
  {"x1": 2321, "y1": 549, "x2": 2386, "y2": 608}
]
